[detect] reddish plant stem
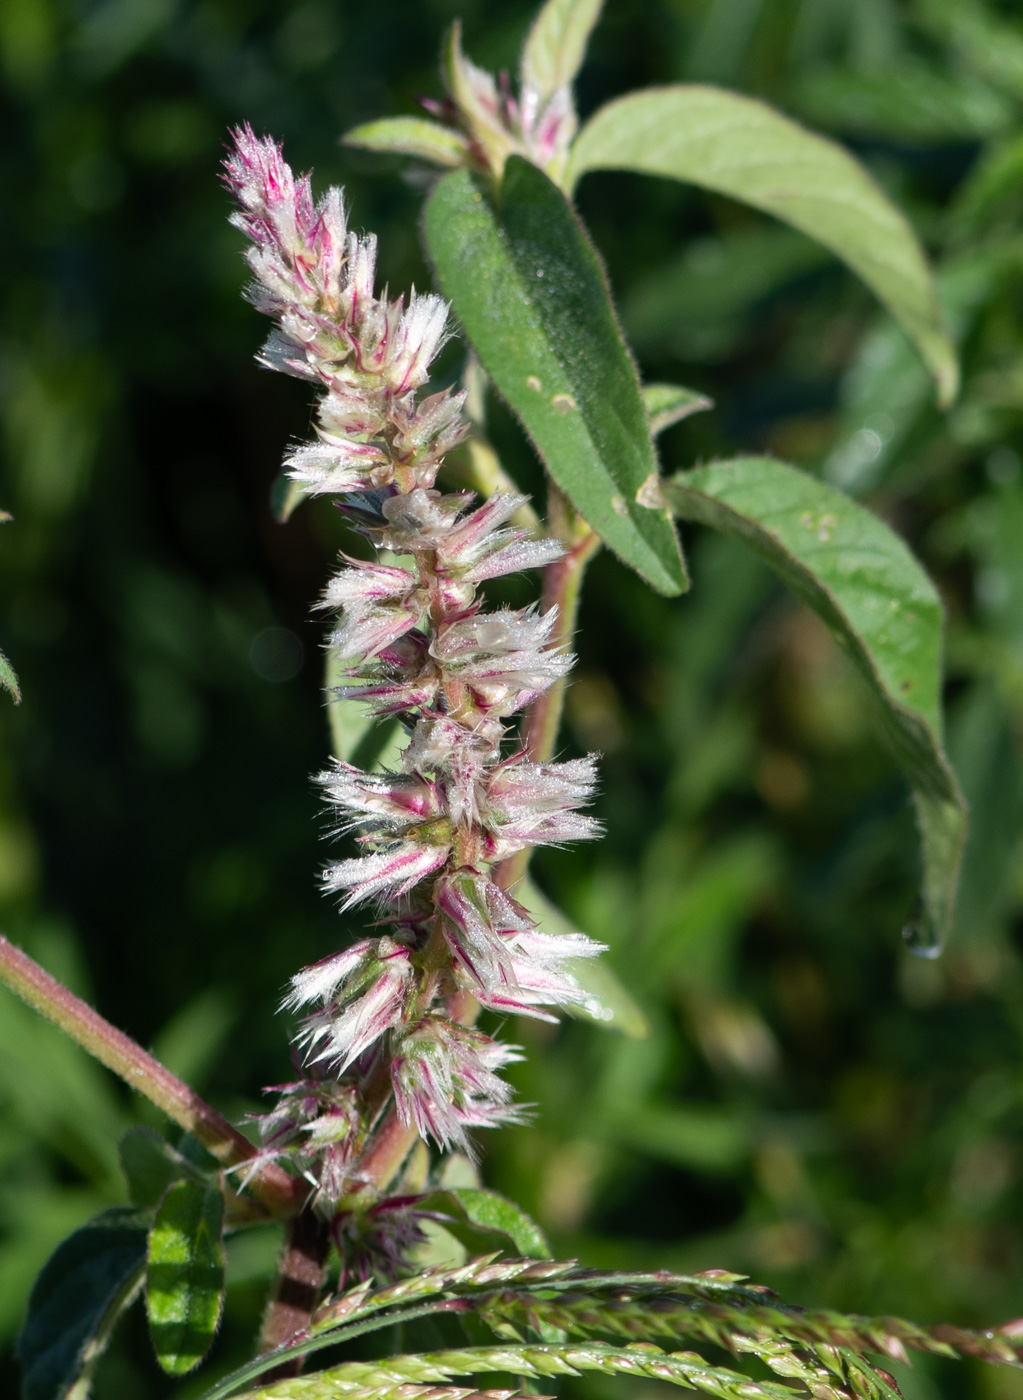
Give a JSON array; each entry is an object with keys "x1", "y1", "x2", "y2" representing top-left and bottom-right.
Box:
[
  {"x1": 0, "y1": 935, "x2": 305, "y2": 1216},
  {"x1": 258, "y1": 1210, "x2": 333, "y2": 1366}
]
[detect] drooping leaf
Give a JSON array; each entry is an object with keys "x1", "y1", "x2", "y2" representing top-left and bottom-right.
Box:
[
  {"x1": 146, "y1": 1180, "x2": 225, "y2": 1376},
  {"x1": 423, "y1": 157, "x2": 687, "y2": 595},
  {"x1": 516, "y1": 875, "x2": 648, "y2": 1038},
  {"x1": 119, "y1": 1126, "x2": 205, "y2": 1208},
  {"x1": 15, "y1": 1208, "x2": 149, "y2": 1400},
  {"x1": 419, "y1": 1186, "x2": 552, "y2": 1260},
  {"x1": 566, "y1": 86, "x2": 958, "y2": 405},
  {"x1": 343, "y1": 116, "x2": 471, "y2": 167},
  {"x1": 520, "y1": 0, "x2": 603, "y2": 108},
  {"x1": 641, "y1": 383, "x2": 713, "y2": 438},
  {"x1": 663, "y1": 457, "x2": 967, "y2": 948}
]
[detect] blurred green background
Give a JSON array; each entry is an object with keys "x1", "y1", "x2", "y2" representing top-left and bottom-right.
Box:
[{"x1": 4, "y1": 0, "x2": 1023, "y2": 1395}]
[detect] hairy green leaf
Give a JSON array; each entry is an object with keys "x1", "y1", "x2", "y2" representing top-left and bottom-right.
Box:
[
  {"x1": 15, "y1": 1208, "x2": 149, "y2": 1400},
  {"x1": 424, "y1": 158, "x2": 686, "y2": 594},
  {"x1": 520, "y1": 0, "x2": 603, "y2": 107},
  {"x1": 642, "y1": 383, "x2": 713, "y2": 438},
  {"x1": 517, "y1": 875, "x2": 648, "y2": 1037},
  {"x1": 343, "y1": 117, "x2": 470, "y2": 167},
  {"x1": 420, "y1": 1187, "x2": 552, "y2": 1260},
  {"x1": 146, "y1": 1180, "x2": 225, "y2": 1376},
  {"x1": 566, "y1": 87, "x2": 958, "y2": 405},
  {"x1": 663, "y1": 458, "x2": 967, "y2": 947}
]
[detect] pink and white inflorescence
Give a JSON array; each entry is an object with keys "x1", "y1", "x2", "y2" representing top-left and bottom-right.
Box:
[{"x1": 225, "y1": 125, "x2": 602, "y2": 1204}]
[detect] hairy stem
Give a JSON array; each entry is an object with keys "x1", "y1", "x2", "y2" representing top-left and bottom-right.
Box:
[
  {"x1": 258, "y1": 1209, "x2": 333, "y2": 1365},
  {"x1": 0, "y1": 936, "x2": 305, "y2": 1216}
]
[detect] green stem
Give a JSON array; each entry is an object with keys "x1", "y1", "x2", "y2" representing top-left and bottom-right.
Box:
[{"x1": 0, "y1": 935, "x2": 305, "y2": 1216}]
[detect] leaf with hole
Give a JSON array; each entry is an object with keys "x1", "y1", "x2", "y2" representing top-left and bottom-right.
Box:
[
  {"x1": 566, "y1": 86, "x2": 958, "y2": 405},
  {"x1": 15, "y1": 1208, "x2": 149, "y2": 1400},
  {"x1": 663, "y1": 457, "x2": 967, "y2": 948},
  {"x1": 423, "y1": 157, "x2": 686, "y2": 595},
  {"x1": 146, "y1": 1180, "x2": 225, "y2": 1376}
]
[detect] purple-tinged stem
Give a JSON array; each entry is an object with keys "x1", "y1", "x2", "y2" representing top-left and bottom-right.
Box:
[
  {"x1": 258, "y1": 1210, "x2": 332, "y2": 1365},
  {"x1": 0, "y1": 936, "x2": 306, "y2": 1216}
]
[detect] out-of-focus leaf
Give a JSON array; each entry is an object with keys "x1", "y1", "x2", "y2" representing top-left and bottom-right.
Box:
[
  {"x1": 419, "y1": 1186, "x2": 552, "y2": 1259},
  {"x1": 642, "y1": 383, "x2": 713, "y2": 438},
  {"x1": 517, "y1": 875, "x2": 648, "y2": 1038},
  {"x1": 269, "y1": 472, "x2": 309, "y2": 525},
  {"x1": 119, "y1": 1127, "x2": 203, "y2": 1209},
  {"x1": 623, "y1": 226, "x2": 832, "y2": 361},
  {"x1": 664, "y1": 457, "x2": 967, "y2": 949},
  {"x1": 149, "y1": 987, "x2": 237, "y2": 1090},
  {"x1": 324, "y1": 647, "x2": 403, "y2": 772},
  {"x1": 342, "y1": 116, "x2": 470, "y2": 167},
  {"x1": 566, "y1": 86, "x2": 958, "y2": 405},
  {"x1": 916, "y1": 0, "x2": 1023, "y2": 102},
  {"x1": 610, "y1": 1102, "x2": 751, "y2": 1170},
  {"x1": 795, "y1": 62, "x2": 1013, "y2": 142},
  {"x1": 520, "y1": 0, "x2": 603, "y2": 107},
  {"x1": 424, "y1": 158, "x2": 687, "y2": 595},
  {"x1": 15, "y1": 1208, "x2": 149, "y2": 1400},
  {"x1": 0, "y1": 646, "x2": 21, "y2": 704},
  {"x1": 146, "y1": 1180, "x2": 225, "y2": 1376}
]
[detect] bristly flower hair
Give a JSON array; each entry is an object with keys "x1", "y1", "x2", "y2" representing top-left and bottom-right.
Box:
[{"x1": 225, "y1": 123, "x2": 603, "y2": 1230}]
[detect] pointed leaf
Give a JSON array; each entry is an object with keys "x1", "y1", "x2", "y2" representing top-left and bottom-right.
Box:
[
  {"x1": 146, "y1": 1180, "x2": 225, "y2": 1376},
  {"x1": 424, "y1": 157, "x2": 687, "y2": 595},
  {"x1": 517, "y1": 875, "x2": 648, "y2": 1037},
  {"x1": 663, "y1": 457, "x2": 967, "y2": 948},
  {"x1": 520, "y1": 0, "x2": 604, "y2": 107},
  {"x1": 343, "y1": 117, "x2": 470, "y2": 168},
  {"x1": 420, "y1": 1186, "x2": 552, "y2": 1260},
  {"x1": 642, "y1": 383, "x2": 713, "y2": 438},
  {"x1": 567, "y1": 86, "x2": 958, "y2": 405},
  {"x1": 16, "y1": 1208, "x2": 149, "y2": 1400}
]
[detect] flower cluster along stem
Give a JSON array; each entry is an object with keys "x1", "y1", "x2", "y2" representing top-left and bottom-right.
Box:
[
  {"x1": 0, "y1": 936, "x2": 304, "y2": 1216},
  {"x1": 223, "y1": 124, "x2": 608, "y2": 1267}
]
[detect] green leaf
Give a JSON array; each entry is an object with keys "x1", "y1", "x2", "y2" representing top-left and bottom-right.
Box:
[
  {"x1": 15, "y1": 1208, "x2": 149, "y2": 1400},
  {"x1": 420, "y1": 1186, "x2": 552, "y2": 1260},
  {"x1": 269, "y1": 471, "x2": 309, "y2": 524},
  {"x1": 342, "y1": 116, "x2": 470, "y2": 168},
  {"x1": 146, "y1": 1180, "x2": 225, "y2": 1376},
  {"x1": 663, "y1": 457, "x2": 967, "y2": 948},
  {"x1": 520, "y1": 0, "x2": 603, "y2": 107},
  {"x1": 423, "y1": 157, "x2": 687, "y2": 595},
  {"x1": 0, "y1": 644, "x2": 21, "y2": 704},
  {"x1": 516, "y1": 876, "x2": 648, "y2": 1037},
  {"x1": 641, "y1": 383, "x2": 713, "y2": 438},
  {"x1": 325, "y1": 646, "x2": 403, "y2": 772},
  {"x1": 566, "y1": 86, "x2": 958, "y2": 406},
  {"x1": 119, "y1": 1127, "x2": 204, "y2": 1209}
]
